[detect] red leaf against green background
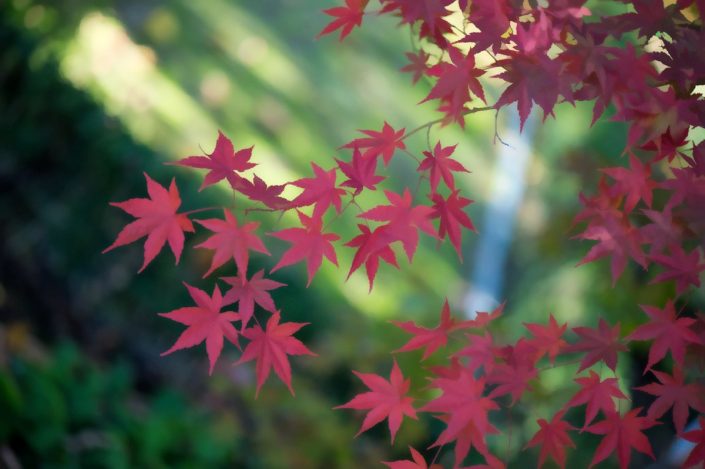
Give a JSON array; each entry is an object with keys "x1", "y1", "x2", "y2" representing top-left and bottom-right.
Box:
[
  {"x1": 104, "y1": 173, "x2": 194, "y2": 272},
  {"x1": 336, "y1": 359, "x2": 417, "y2": 443},
  {"x1": 160, "y1": 283, "x2": 240, "y2": 375},
  {"x1": 236, "y1": 312, "x2": 315, "y2": 396},
  {"x1": 567, "y1": 318, "x2": 627, "y2": 372},
  {"x1": 525, "y1": 410, "x2": 576, "y2": 469},
  {"x1": 341, "y1": 122, "x2": 406, "y2": 165},
  {"x1": 634, "y1": 367, "x2": 705, "y2": 434},
  {"x1": 627, "y1": 300, "x2": 702, "y2": 372},
  {"x1": 584, "y1": 408, "x2": 658, "y2": 469},
  {"x1": 195, "y1": 210, "x2": 269, "y2": 277},
  {"x1": 564, "y1": 371, "x2": 628, "y2": 427},
  {"x1": 269, "y1": 211, "x2": 340, "y2": 286},
  {"x1": 392, "y1": 299, "x2": 473, "y2": 360},
  {"x1": 221, "y1": 270, "x2": 286, "y2": 330},
  {"x1": 172, "y1": 131, "x2": 255, "y2": 190}
]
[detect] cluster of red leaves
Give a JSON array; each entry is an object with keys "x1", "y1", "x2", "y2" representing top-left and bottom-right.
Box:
[
  {"x1": 104, "y1": 0, "x2": 705, "y2": 467},
  {"x1": 105, "y1": 124, "x2": 474, "y2": 390}
]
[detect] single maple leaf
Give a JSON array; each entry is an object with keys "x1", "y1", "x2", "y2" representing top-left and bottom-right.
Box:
[
  {"x1": 194, "y1": 210, "x2": 269, "y2": 277},
  {"x1": 336, "y1": 146, "x2": 385, "y2": 195},
  {"x1": 171, "y1": 131, "x2": 255, "y2": 191},
  {"x1": 392, "y1": 299, "x2": 474, "y2": 360},
  {"x1": 649, "y1": 246, "x2": 705, "y2": 294},
  {"x1": 627, "y1": 300, "x2": 703, "y2": 372},
  {"x1": 567, "y1": 318, "x2": 628, "y2": 372},
  {"x1": 269, "y1": 211, "x2": 340, "y2": 286},
  {"x1": 318, "y1": 0, "x2": 367, "y2": 41},
  {"x1": 237, "y1": 174, "x2": 289, "y2": 210},
  {"x1": 600, "y1": 153, "x2": 656, "y2": 213},
  {"x1": 639, "y1": 207, "x2": 684, "y2": 256},
  {"x1": 584, "y1": 408, "x2": 658, "y2": 469},
  {"x1": 634, "y1": 367, "x2": 705, "y2": 434},
  {"x1": 221, "y1": 270, "x2": 286, "y2": 330},
  {"x1": 341, "y1": 122, "x2": 406, "y2": 165},
  {"x1": 346, "y1": 224, "x2": 399, "y2": 290},
  {"x1": 382, "y1": 446, "x2": 442, "y2": 469},
  {"x1": 436, "y1": 413, "x2": 498, "y2": 466},
  {"x1": 335, "y1": 359, "x2": 417, "y2": 443},
  {"x1": 422, "y1": 48, "x2": 486, "y2": 126},
  {"x1": 421, "y1": 369, "x2": 499, "y2": 449},
  {"x1": 524, "y1": 314, "x2": 568, "y2": 364},
  {"x1": 524, "y1": 410, "x2": 576, "y2": 469},
  {"x1": 455, "y1": 331, "x2": 497, "y2": 374},
  {"x1": 682, "y1": 416, "x2": 705, "y2": 468},
  {"x1": 401, "y1": 50, "x2": 430, "y2": 84},
  {"x1": 467, "y1": 302, "x2": 505, "y2": 329},
  {"x1": 289, "y1": 163, "x2": 346, "y2": 218},
  {"x1": 574, "y1": 211, "x2": 647, "y2": 284},
  {"x1": 564, "y1": 370, "x2": 628, "y2": 427},
  {"x1": 359, "y1": 189, "x2": 437, "y2": 262},
  {"x1": 159, "y1": 283, "x2": 240, "y2": 375},
  {"x1": 487, "y1": 361, "x2": 538, "y2": 405},
  {"x1": 417, "y1": 141, "x2": 469, "y2": 193},
  {"x1": 236, "y1": 312, "x2": 315, "y2": 396},
  {"x1": 104, "y1": 173, "x2": 195, "y2": 272},
  {"x1": 430, "y1": 189, "x2": 475, "y2": 259}
]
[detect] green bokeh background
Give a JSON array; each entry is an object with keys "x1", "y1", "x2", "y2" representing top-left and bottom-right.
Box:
[{"x1": 1, "y1": 1, "x2": 701, "y2": 467}]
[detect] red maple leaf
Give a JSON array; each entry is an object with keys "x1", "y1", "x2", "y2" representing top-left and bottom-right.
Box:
[
  {"x1": 567, "y1": 318, "x2": 628, "y2": 372},
  {"x1": 683, "y1": 416, "x2": 705, "y2": 468},
  {"x1": 523, "y1": 314, "x2": 568, "y2": 364},
  {"x1": 171, "y1": 131, "x2": 255, "y2": 191},
  {"x1": 430, "y1": 189, "x2": 475, "y2": 259},
  {"x1": 289, "y1": 163, "x2": 346, "y2": 218},
  {"x1": 436, "y1": 413, "x2": 499, "y2": 466},
  {"x1": 236, "y1": 312, "x2": 315, "y2": 396},
  {"x1": 417, "y1": 141, "x2": 469, "y2": 193},
  {"x1": 392, "y1": 299, "x2": 473, "y2": 360},
  {"x1": 237, "y1": 174, "x2": 289, "y2": 210},
  {"x1": 487, "y1": 361, "x2": 538, "y2": 405},
  {"x1": 649, "y1": 246, "x2": 705, "y2": 294},
  {"x1": 382, "y1": 446, "x2": 442, "y2": 469},
  {"x1": 627, "y1": 300, "x2": 703, "y2": 372},
  {"x1": 564, "y1": 370, "x2": 628, "y2": 427},
  {"x1": 345, "y1": 224, "x2": 399, "y2": 290},
  {"x1": 194, "y1": 210, "x2": 269, "y2": 277},
  {"x1": 336, "y1": 146, "x2": 385, "y2": 195},
  {"x1": 466, "y1": 302, "x2": 505, "y2": 329},
  {"x1": 221, "y1": 270, "x2": 286, "y2": 330},
  {"x1": 421, "y1": 369, "x2": 499, "y2": 449},
  {"x1": 159, "y1": 283, "x2": 240, "y2": 375},
  {"x1": 634, "y1": 367, "x2": 705, "y2": 434},
  {"x1": 104, "y1": 173, "x2": 195, "y2": 272},
  {"x1": 584, "y1": 408, "x2": 658, "y2": 469},
  {"x1": 318, "y1": 0, "x2": 367, "y2": 41},
  {"x1": 422, "y1": 47, "x2": 486, "y2": 126},
  {"x1": 524, "y1": 410, "x2": 576, "y2": 469},
  {"x1": 455, "y1": 331, "x2": 497, "y2": 374},
  {"x1": 335, "y1": 359, "x2": 417, "y2": 443},
  {"x1": 401, "y1": 50, "x2": 430, "y2": 84},
  {"x1": 341, "y1": 122, "x2": 406, "y2": 165},
  {"x1": 269, "y1": 211, "x2": 340, "y2": 286},
  {"x1": 359, "y1": 189, "x2": 437, "y2": 261},
  {"x1": 574, "y1": 210, "x2": 647, "y2": 284},
  {"x1": 600, "y1": 153, "x2": 656, "y2": 213}
]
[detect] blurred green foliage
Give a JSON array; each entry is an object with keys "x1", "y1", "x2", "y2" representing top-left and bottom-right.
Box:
[{"x1": 0, "y1": 331, "x2": 241, "y2": 468}]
